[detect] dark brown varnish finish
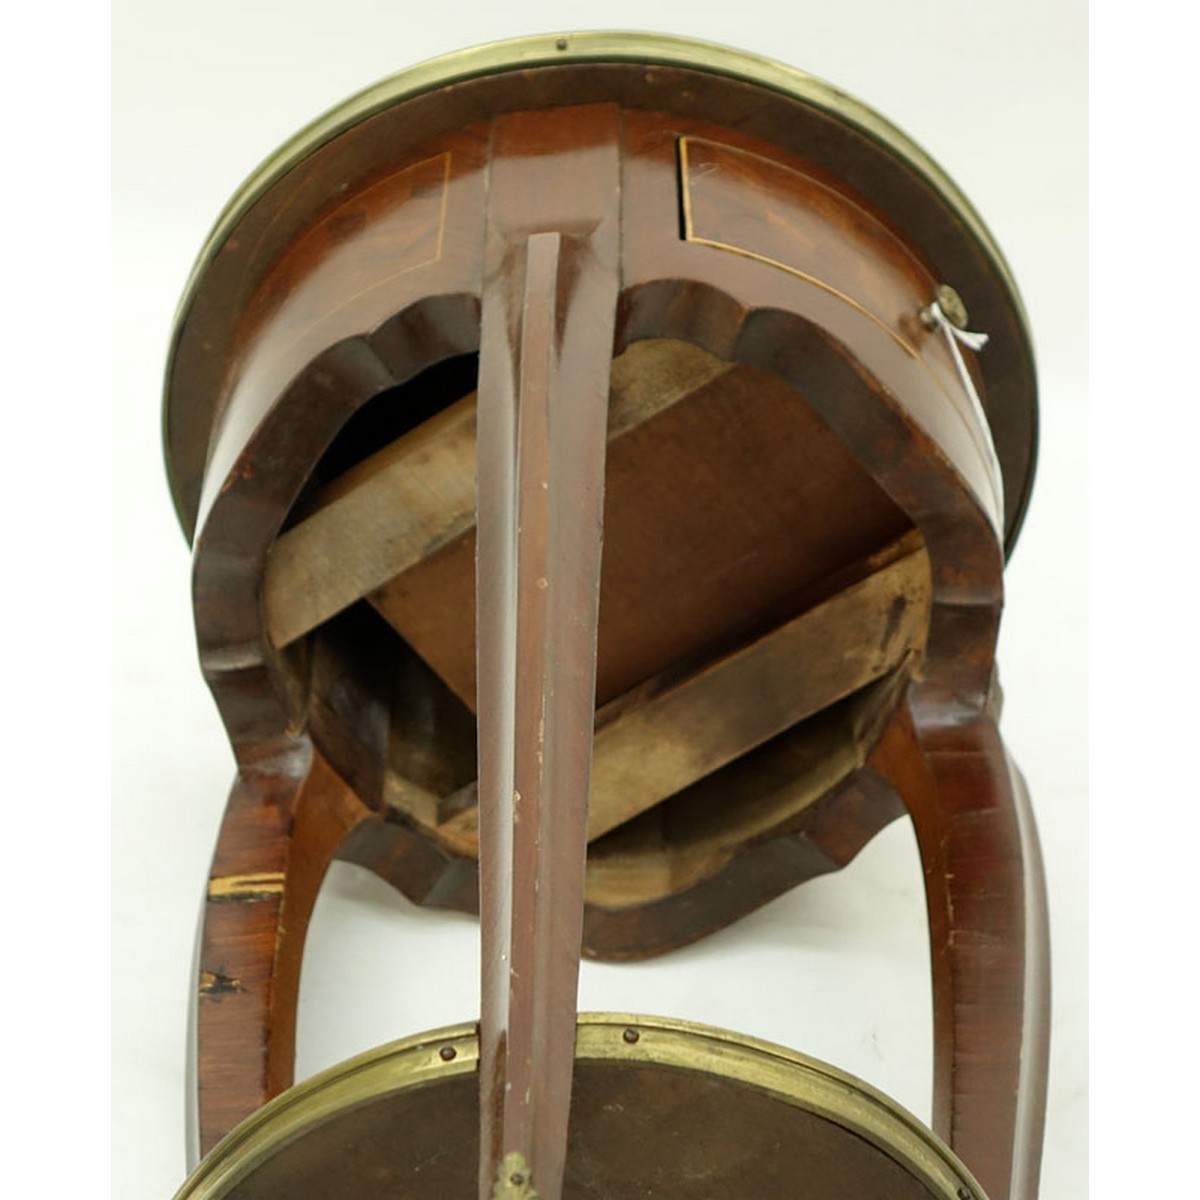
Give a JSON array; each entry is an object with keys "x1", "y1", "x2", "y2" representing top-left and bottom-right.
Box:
[
  {"x1": 195, "y1": 745, "x2": 370, "y2": 1154},
  {"x1": 474, "y1": 106, "x2": 621, "y2": 1200},
  {"x1": 174, "y1": 52, "x2": 1047, "y2": 1200}
]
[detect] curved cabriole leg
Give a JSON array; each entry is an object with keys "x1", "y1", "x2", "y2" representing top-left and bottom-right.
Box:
[
  {"x1": 872, "y1": 701, "x2": 1051, "y2": 1200},
  {"x1": 475, "y1": 105, "x2": 621, "y2": 1200},
  {"x1": 191, "y1": 745, "x2": 370, "y2": 1158}
]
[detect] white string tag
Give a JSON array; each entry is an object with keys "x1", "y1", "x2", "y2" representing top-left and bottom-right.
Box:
[{"x1": 922, "y1": 290, "x2": 1004, "y2": 510}]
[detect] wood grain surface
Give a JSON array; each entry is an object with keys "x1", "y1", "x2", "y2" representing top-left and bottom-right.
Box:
[
  {"x1": 176, "y1": 85, "x2": 1047, "y2": 1200},
  {"x1": 474, "y1": 105, "x2": 622, "y2": 1200}
]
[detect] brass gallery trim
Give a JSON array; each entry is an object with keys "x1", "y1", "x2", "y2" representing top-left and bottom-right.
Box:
[
  {"x1": 165, "y1": 33, "x2": 1024, "y2": 539},
  {"x1": 172, "y1": 1015, "x2": 985, "y2": 1200},
  {"x1": 171, "y1": 32, "x2": 1027, "y2": 340}
]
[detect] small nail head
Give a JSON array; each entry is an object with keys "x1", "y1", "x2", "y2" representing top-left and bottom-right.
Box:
[
  {"x1": 439, "y1": 1045, "x2": 457, "y2": 1061},
  {"x1": 555, "y1": 37, "x2": 568, "y2": 50},
  {"x1": 622, "y1": 1027, "x2": 640, "y2": 1044},
  {"x1": 957, "y1": 1187, "x2": 973, "y2": 1200}
]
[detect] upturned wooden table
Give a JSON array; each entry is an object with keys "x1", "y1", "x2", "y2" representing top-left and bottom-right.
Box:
[{"x1": 165, "y1": 32, "x2": 1048, "y2": 1200}]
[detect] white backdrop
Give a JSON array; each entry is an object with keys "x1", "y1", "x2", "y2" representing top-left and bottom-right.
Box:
[{"x1": 112, "y1": 4, "x2": 1087, "y2": 1198}]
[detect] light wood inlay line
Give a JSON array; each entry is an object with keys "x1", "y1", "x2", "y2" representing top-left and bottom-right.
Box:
[
  {"x1": 206, "y1": 872, "x2": 287, "y2": 900},
  {"x1": 678, "y1": 136, "x2": 1003, "y2": 515},
  {"x1": 681, "y1": 137, "x2": 921, "y2": 358}
]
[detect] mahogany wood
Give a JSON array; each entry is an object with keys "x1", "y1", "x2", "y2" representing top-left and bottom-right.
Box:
[
  {"x1": 869, "y1": 700, "x2": 1050, "y2": 1200},
  {"x1": 194, "y1": 745, "x2": 370, "y2": 1157},
  {"x1": 171, "y1": 48, "x2": 1047, "y2": 1200},
  {"x1": 474, "y1": 105, "x2": 621, "y2": 1200},
  {"x1": 166, "y1": 63, "x2": 1037, "y2": 552}
]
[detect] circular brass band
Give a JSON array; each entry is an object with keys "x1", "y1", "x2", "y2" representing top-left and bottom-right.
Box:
[
  {"x1": 174, "y1": 1014, "x2": 986, "y2": 1200},
  {"x1": 164, "y1": 31, "x2": 1036, "y2": 550},
  {"x1": 171, "y1": 33, "x2": 1028, "y2": 334},
  {"x1": 174, "y1": 1022, "x2": 480, "y2": 1200}
]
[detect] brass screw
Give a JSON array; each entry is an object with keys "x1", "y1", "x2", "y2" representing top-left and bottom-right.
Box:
[
  {"x1": 494, "y1": 1152, "x2": 537, "y2": 1198},
  {"x1": 622, "y1": 1027, "x2": 640, "y2": 1044},
  {"x1": 934, "y1": 284, "x2": 970, "y2": 330}
]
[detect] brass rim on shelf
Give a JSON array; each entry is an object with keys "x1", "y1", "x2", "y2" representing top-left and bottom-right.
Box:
[
  {"x1": 174, "y1": 1013, "x2": 986, "y2": 1200},
  {"x1": 164, "y1": 31, "x2": 1037, "y2": 551}
]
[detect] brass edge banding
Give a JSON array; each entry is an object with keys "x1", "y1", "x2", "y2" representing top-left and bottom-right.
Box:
[
  {"x1": 164, "y1": 30, "x2": 1032, "y2": 546},
  {"x1": 170, "y1": 33, "x2": 1026, "y2": 333},
  {"x1": 577, "y1": 1015, "x2": 984, "y2": 1200},
  {"x1": 173, "y1": 1023, "x2": 480, "y2": 1200},
  {"x1": 173, "y1": 1014, "x2": 983, "y2": 1200}
]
